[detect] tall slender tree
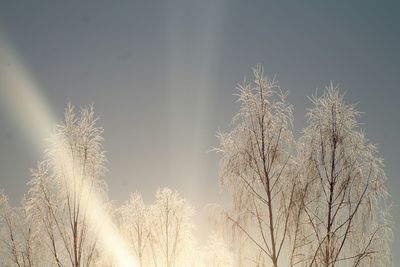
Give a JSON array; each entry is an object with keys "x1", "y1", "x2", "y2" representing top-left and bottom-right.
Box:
[
  {"x1": 216, "y1": 66, "x2": 296, "y2": 267},
  {"x1": 149, "y1": 188, "x2": 194, "y2": 267},
  {"x1": 295, "y1": 86, "x2": 392, "y2": 266},
  {"x1": 26, "y1": 104, "x2": 107, "y2": 266},
  {"x1": 117, "y1": 192, "x2": 150, "y2": 267}
]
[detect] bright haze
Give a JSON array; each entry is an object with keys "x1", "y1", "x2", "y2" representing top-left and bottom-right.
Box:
[{"x1": 0, "y1": 0, "x2": 399, "y2": 260}]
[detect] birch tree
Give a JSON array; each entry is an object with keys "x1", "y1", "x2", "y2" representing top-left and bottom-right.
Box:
[
  {"x1": 26, "y1": 104, "x2": 107, "y2": 266},
  {"x1": 216, "y1": 66, "x2": 296, "y2": 267},
  {"x1": 296, "y1": 86, "x2": 392, "y2": 266},
  {"x1": 149, "y1": 188, "x2": 194, "y2": 267},
  {"x1": 0, "y1": 192, "x2": 40, "y2": 267},
  {"x1": 117, "y1": 192, "x2": 150, "y2": 267}
]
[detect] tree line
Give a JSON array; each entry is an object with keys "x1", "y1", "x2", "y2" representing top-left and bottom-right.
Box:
[{"x1": 0, "y1": 66, "x2": 392, "y2": 266}]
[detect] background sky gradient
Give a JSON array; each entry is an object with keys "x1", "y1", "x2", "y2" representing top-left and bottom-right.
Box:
[{"x1": 0, "y1": 0, "x2": 399, "y2": 262}]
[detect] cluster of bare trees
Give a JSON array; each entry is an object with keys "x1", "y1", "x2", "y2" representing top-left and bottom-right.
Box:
[
  {"x1": 116, "y1": 188, "x2": 195, "y2": 267},
  {"x1": 215, "y1": 66, "x2": 392, "y2": 267},
  {"x1": 0, "y1": 104, "x2": 231, "y2": 267},
  {"x1": 0, "y1": 66, "x2": 392, "y2": 266},
  {"x1": 0, "y1": 104, "x2": 107, "y2": 266}
]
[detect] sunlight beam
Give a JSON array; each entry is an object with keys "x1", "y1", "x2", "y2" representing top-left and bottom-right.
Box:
[{"x1": 0, "y1": 33, "x2": 138, "y2": 267}]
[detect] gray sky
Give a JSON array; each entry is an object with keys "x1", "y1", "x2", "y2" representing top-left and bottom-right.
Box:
[{"x1": 0, "y1": 0, "x2": 399, "y2": 260}]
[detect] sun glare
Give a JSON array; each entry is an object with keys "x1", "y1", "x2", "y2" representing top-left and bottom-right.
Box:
[{"x1": 0, "y1": 34, "x2": 138, "y2": 267}]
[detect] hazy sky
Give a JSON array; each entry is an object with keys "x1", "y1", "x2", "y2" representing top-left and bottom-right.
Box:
[{"x1": 0, "y1": 0, "x2": 399, "y2": 260}]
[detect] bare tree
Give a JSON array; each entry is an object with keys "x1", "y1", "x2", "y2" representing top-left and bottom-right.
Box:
[
  {"x1": 216, "y1": 66, "x2": 296, "y2": 267},
  {"x1": 26, "y1": 104, "x2": 107, "y2": 266},
  {"x1": 0, "y1": 81, "x2": 392, "y2": 267},
  {"x1": 149, "y1": 188, "x2": 194, "y2": 267},
  {"x1": 0, "y1": 192, "x2": 40, "y2": 267},
  {"x1": 295, "y1": 86, "x2": 392, "y2": 266},
  {"x1": 117, "y1": 192, "x2": 150, "y2": 267}
]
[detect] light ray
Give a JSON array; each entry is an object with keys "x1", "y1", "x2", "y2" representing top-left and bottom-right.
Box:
[
  {"x1": 166, "y1": 0, "x2": 225, "y2": 201},
  {"x1": 0, "y1": 33, "x2": 138, "y2": 267}
]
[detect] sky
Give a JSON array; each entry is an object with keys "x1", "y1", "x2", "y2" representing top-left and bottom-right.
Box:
[{"x1": 0, "y1": 0, "x2": 399, "y2": 261}]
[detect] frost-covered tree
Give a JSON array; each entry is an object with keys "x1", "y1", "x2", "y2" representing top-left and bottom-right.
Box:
[
  {"x1": 216, "y1": 66, "x2": 296, "y2": 267},
  {"x1": 26, "y1": 104, "x2": 107, "y2": 266},
  {"x1": 148, "y1": 188, "x2": 195, "y2": 267},
  {"x1": 295, "y1": 86, "x2": 392, "y2": 266},
  {"x1": 0, "y1": 78, "x2": 393, "y2": 267},
  {"x1": 117, "y1": 192, "x2": 150, "y2": 267},
  {"x1": 0, "y1": 192, "x2": 41, "y2": 267}
]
